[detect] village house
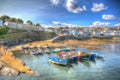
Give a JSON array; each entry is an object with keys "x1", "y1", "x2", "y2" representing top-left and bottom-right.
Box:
[
  {"x1": 45, "y1": 27, "x2": 55, "y2": 32},
  {"x1": 4, "y1": 22, "x2": 40, "y2": 31},
  {"x1": 91, "y1": 29, "x2": 120, "y2": 39},
  {"x1": 39, "y1": 26, "x2": 45, "y2": 31},
  {"x1": 72, "y1": 29, "x2": 78, "y2": 37},
  {"x1": 62, "y1": 27, "x2": 69, "y2": 35}
]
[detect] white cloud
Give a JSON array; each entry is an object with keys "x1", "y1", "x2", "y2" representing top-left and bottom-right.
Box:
[
  {"x1": 102, "y1": 14, "x2": 116, "y2": 20},
  {"x1": 65, "y1": 0, "x2": 86, "y2": 13},
  {"x1": 62, "y1": 23, "x2": 76, "y2": 27},
  {"x1": 50, "y1": 0, "x2": 61, "y2": 5},
  {"x1": 82, "y1": 6, "x2": 87, "y2": 11},
  {"x1": 91, "y1": 21, "x2": 110, "y2": 27},
  {"x1": 53, "y1": 21, "x2": 61, "y2": 25},
  {"x1": 52, "y1": 21, "x2": 76, "y2": 27},
  {"x1": 91, "y1": 3, "x2": 107, "y2": 12},
  {"x1": 114, "y1": 23, "x2": 120, "y2": 27},
  {"x1": 42, "y1": 24, "x2": 58, "y2": 28}
]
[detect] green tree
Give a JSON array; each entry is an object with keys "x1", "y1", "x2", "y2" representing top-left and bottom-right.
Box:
[
  {"x1": 0, "y1": 15, "x2": 10, "y2": 23},
  {"x1": 0, "y1": 26, "x2": 9, "y2": 36},
  {"x1": 35, "y1": 23, "x2": 40, "y2": 26},
  {"x1": 16, "y1": 19, "x2": 23, "y2": 24},
  {"x1": 26, "y1": 20, "x2": 33, "y2": 25},
  {"x1": 9, "y1": 17, "x2": 17, "y2": 22},
  {"x1": 35, "y1": 23, "x2": 41, "y2": 27}
]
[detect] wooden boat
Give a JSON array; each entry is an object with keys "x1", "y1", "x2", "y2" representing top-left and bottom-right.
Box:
[
  {"x1": 78, "y1": 52, "x2": 97, "y2": 60},
  {"x1": 49, "y1": 57, "x2": 68, "y2": 65},
  {"x1": 80, "y1": 54, "x2": 90, "y2": 60},
  {"x1": 77, "y1": 52, "x2": 90, "y2": 60},
  {"x1": 44, "y1": 49, "x2": 50, "y2": 54},
  {"x1": 89, "y1": 53, "x2": 96, "y2": 59},
  {"x1": 72, "y1": 56, "x2": 79, "y2": 61},
  {"x1": 67, "y1": 47, "x2": 75, "y2": 51}
]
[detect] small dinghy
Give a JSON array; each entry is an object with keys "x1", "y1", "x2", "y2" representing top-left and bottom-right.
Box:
[
  {"x1": 30, "y1": 50, "x2": 44, "y2": 55},
  {"x1": 44, "y1": 49, "x2": 50, "y2": 54},
  {"x1": 21, "y1": 46, "x2": 29, "y2": 50}
]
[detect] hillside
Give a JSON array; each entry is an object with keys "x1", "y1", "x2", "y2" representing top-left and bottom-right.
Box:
[{"x1": 0, "y1": 26, "x2": 56, "y2": 47}]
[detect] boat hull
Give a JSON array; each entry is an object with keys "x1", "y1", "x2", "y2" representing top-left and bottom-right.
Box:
[
  {"x1": 51, "y1": 48, "x2": 69, "y2": 53},
  {"x1": 49, "y1": 57, "x2": 68, "y2": 65}
]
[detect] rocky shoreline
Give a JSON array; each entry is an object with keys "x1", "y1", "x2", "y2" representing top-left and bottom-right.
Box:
[
  {"x1": 0, "y1": 46, "x2": 35, "y2": 76},
  {"x1": 0, "y1": 30, "x2": 56, "y2": 47},
  {"x1": 0, "y1": 61, "x2": 19, "y2": 76}
]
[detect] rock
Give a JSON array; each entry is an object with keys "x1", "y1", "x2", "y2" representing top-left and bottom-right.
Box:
[
  {"x1": 0, "y1": 61, "x2": 4, "y2": 69},
  {"x1": 8, "y1": 68, "x2": 19, "y2": 76},
  {"x1": 0, "y1": 52, "x2": 5, "y2": 56},
  {"x1": 0, "y1": 66, "x2": 19, "y2": 76},
  {"x1": 0, "y1": 61, "x2": 19, "y2": 76},
  {"x1": 1, "y1": 67, "x2": 11, "y2": 76}
]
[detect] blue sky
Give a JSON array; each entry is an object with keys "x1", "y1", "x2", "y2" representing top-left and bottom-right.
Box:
[{"x1": 0, "y1": 0, "x2": 120, "y2": 27}]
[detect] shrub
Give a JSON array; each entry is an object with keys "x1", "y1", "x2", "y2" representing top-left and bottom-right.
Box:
[{"x1": 0, "y1": 26, "x2": 9, "y2": 36}]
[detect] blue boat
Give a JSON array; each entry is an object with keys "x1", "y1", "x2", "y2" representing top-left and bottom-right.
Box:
[
  {"x1": 72, "y1": 56, "x2": 79, "y2": 61},
  {"x1": 89, "y1": 53, "x2": 96, "y2": 59},
  {"x1": 49, "y1": 57, "x2": 68, "y2": 65}
]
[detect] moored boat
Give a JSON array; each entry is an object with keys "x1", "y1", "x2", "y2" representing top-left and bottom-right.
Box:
[
  {"x1": 49, "y1": 57, "x2": 68, "y2": 66},
  {"x1": 89, "y1": 53, "x2": 96, "y2": 59},
  {"x1": 51, "y1": 48, "x2": 69, "y2": 53},
  {"x1": 44, "y1": 49, "x2": 50, "y2": 54},
  {"x1": 30, "y1": 50, "x2": 44, "y2": 55},
  {"x1": 51, "y1": 48, "x2": 61, "y2": 53}
]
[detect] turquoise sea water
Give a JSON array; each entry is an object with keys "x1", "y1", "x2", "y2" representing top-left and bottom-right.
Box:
[{"x1": 0, "y1": 44, "x2": 120, "y2": 80}]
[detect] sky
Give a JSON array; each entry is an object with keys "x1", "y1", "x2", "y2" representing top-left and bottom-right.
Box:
[{"x1": 0, "y1": 0, "x2": 120, "y2": 27}]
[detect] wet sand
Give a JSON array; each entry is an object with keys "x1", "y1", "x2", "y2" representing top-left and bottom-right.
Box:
[{"x1": 10, "y1": 38, "x2": 118, "y2": 51}]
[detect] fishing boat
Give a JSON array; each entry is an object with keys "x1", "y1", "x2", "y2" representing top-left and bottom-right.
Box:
[
  {"x1": 89, "y1": 53, "x2": 96, "y2": 59},
  {"x1": 77, "y1": 52, "x2": 90, "y2": 60},
  {"x1": 67, "y1": 47, "x2": 75, "y2": 51},
  {"x1": 51, "y1": 48, "x2": 61, "y2": 53},
  {"x1": 80, "y1": 54, "x2": 90, "y2": 60},
  {"x1": 49, "y1": 57, "x2": 68, "y2": 65},
  {"x1": 77, "y1": 52, "x2": 97, "y2": 60}
]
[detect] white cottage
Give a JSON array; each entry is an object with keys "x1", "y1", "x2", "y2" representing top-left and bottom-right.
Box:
[{"x1": 4, "y1": 22, "x2": 39, "y2": 31}]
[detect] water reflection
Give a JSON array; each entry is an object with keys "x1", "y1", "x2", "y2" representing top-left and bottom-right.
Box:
[
  {"x1": 48, "y1": 58, "x2": 105, "y2": 72},
  {"x1": 1, "y1": 44, "x2": 120, "y2": 80}
]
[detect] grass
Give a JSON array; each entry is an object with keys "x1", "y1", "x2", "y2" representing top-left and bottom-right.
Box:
[
  {"x1": 0, "y1": 34, "x2": 10, "y2": 38},
  {"x1": 0, "y1": 26, "x2": 9, "y2": 36},
  {"x1": 0, "y1": 32, "x2": 26, "y2": 38}
]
